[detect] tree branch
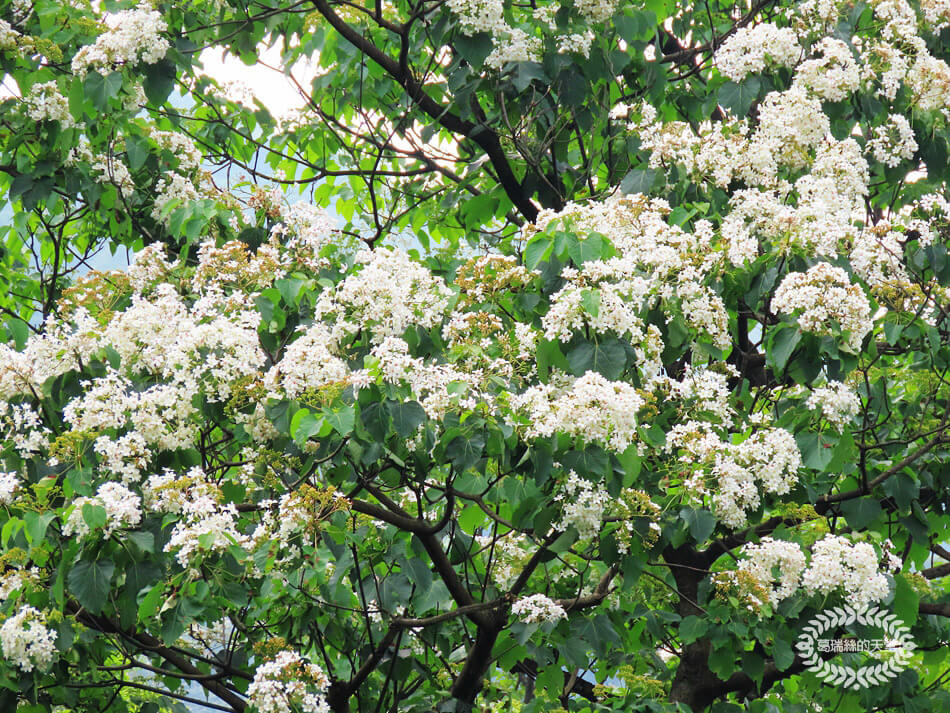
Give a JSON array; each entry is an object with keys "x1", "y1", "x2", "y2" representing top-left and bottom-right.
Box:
[
  {"x1": 308, "y1": 0, "x2": 538, "y2": 221},
  {"x1": 67, "y1": 603, "x2": 247, "y2": 712}
]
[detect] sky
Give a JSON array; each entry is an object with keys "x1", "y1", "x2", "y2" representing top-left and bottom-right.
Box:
[{"x1": 197, "y1": 41, "x2": 315, "y2": 116}]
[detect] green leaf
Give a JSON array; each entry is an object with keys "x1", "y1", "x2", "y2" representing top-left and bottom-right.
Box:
[
  {"x1": 680, "y1": 615, "x2": 709, "y2": 644},
  {"x1": 569, "y1": 233, "x2": 605, "y2": 266},
  {"x1": 457, "y1": 505, "x2": 484, "y2": 534},
  {"x1": 81, "y1": 503, "x2": 108, "y2": 531},
  {"x1": 125, "y1": 561, "x2": 162, "y2": 599},
  {"x1": 68, "y1": 558, "x2": 115, "y2": 614},
  {"x1": 615, "y1": 13, "x2": 644, "y2": 44},
  {"x1": 161, "y1": 603, "x2": 189, "y2": 644},
  {"x1": 796, "y1": 432, "x2": 835, "y2": 472},
  {"x1": 524, "y1": 236, "x2": 552, "y2": 270},
  {"x1": 536, "y1": 339, "x2": 570, "y2": 382},
  {"x1": 144, "y1": 59, "x2": 177, "y2": 105},
  {"x1": 446, "y1": 433, "x2": 486, "y2": 472},
  {"x1": 138, "y1": 583, "x2": 164, "y2": 621},
  {"x1": 556, "y1": 71, "x2": 588, "y2": 107},
  {"x1": 405, "y1": 558, "x2": 433, "y2": 597},
  {"x1": 275, "y1": 276, "x2": 306, "y2": 305},
  {"x1": 681, "y1": 507, "x2": 717, "y2": 543},
  {"x1": 619, "y1": 443, "x2": 642, "y2": 486},
  {"x1": 126, "y1": 135, "x2": 149, "y2": 171},
  {"x1": 718, "y1": 76, "x2": 762, "y2": 116},
  {"x1": 360, "y1": 400, "x2": 390, "y2": 442},
  {"x1": 771, "y1": 636, "x2": 795, "y2": 671},
  {"x1": 767, "y1": 326, "x2": 801, "y2": 372},
  {"x1": 324, "y1": 405, "x2": 355, "y2": 436},
  {"x1": 454, "y1": 32, "x2": 493, "y2": 68},
  {"x1": 562, "y1": 446, "x2": 609, "y2": 479},
  {"x1": 84, "y1": 71, "x2": 123, "y2": 109},
  {"x1": 893, "y1": 575, "x2": 919, "y2": 627},
  {"x1": 10, "y1": 174, "x2": 33, "y2": 200},
  {"x1": 386, "y1": 401, "x2": 426, "y2": 438},
  {"x1": 125, "y1": 530, "x2": 155, "y2": 553},
  {"x1": 567, "y1": 338, "x2": 626, "y2": 380},
  {"x1": 579, "y1": 288, "x2": 601, "y2": 317},
  {"x1": 291, "y1": 409, "x2": 330, "y2": 445},
  {"x1": 708, "y1": 641, "x2": 736, "y2": 681},
  {"x1": 512, "y1": 62, "x2": 548, "y2": 92},
  {"x1": 839, "y1": 497, "x2": 882, "y2": 530},
  {"x1": 24, "y1": 511, "x2": 55, "y2": 545},
  {"x1": 741, "y1": 650, "x2": 765, "y2": 684},
  {"x1": 620, "y1": 168, "x2": 658, "y2": 195}
]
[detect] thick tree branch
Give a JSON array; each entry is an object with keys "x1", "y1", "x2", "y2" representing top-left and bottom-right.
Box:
[
  {"x1": 66, "y1": 603, "x2": 247, "y2": 712},
  {"x1": 308, "y1": 0, "x2": 539, "y2": 221},
  {"x1": 921, "y1": 562, "x2": 950, "y2": 579},
  {"x1": 815, "y1": 427, "x2": 950, "y2": 514},
  {"x1": 555, "y1": 564, "x2": 619, "y2": 612},
  {"x1": 702, "y1": 515, "x2": 806, "y2": 566},
  {"x1": 920, "y1": 602, "x2": 950, "y2": 617}
]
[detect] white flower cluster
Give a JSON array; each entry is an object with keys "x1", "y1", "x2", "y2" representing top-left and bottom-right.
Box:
[
  {"x1": 713, "y1": 428, "x2": 802, "y2": 528},
  {"x1": 63, "y1": 482, "x2": 142, "y2": 539},
  {"x1": 870, "y1": 0, "x2": 921, "y2": 43},
  {"x1": 23, "y1": 81, "x2": 77, "y2": 128},
  {"x1": 801, "y1": 535, "x2": 891, "y2": 608},
  {"x1": 0, "y1": 606, "x2": 56, "y2": 672},
  {"x1": 556, "y1": 30, "x2": 595, "y2": 58},
  {"x1": 0, "y1": 567, "x2": 39, "y2": 603},
  {"x1": 573, "y1": 0, "x2": 620, "y2": 22},
  {"x1": 146, "y1": 468, "x2": 245, "y2": 569},
  {"x1": 265, "y1": 323, "x2": 348, "y2": 399},
  {"x1": 806, "y1": 382, "x2": 861, "y2": 429},
  {"x1": 536, "y1": 193, "x2": 729, "y2": 353},
  {"x1": 0, "y1": 19, "x2": 20, "y2": 51},
  {"x1": 772, "y1": 263, "x2": 872, "y2": 352},
  {"x1": 71, "y1": 4, "x2": 170, "y2": 77},
  {"x1": 904, "y1": 51, "x2": 950, "y2": 114},
  {"x1": 866, "y1": 113, "x2": 918, "y2": 167},
  {"x1": 66, "y1": 139, "x2": 136, "y2": 195},
  {"x1": 554, "y1": 471, "x2": 610, "y2": 541},
  {"x1": 668, "y1": 365, "x2": 737, "y2": 426},
  {"x1": 315, "y1": 248, "x2": 453, "y2": 343},
  {"x1": 736, "y1": 537, "x2": 807, "y2": 607},
  {"x1": 921, "y1": 0, "x2": 950, "y2": 32},
  {"x1": 734, "y1": 535, "x2": 892, "y2": 611},
  {"x1": 755, "y1": 85, "x2": 829, "y2": 170},
  {"x1": 850, "y1": 224, "x2": 910, "y2": 297},
  {"x1": 714, "y1": 23, "x2": 802, "y2": 81},
  {"x1": 446, "y1": 0, "x2": 505, "y2": 34},
  {"x1": 0, "y1": 471, "x2": 18, "y2": 505},
  {"x1": 0, "y1": 401, "x2": 50, "y2": 459},
  {"x1": 127, "y1": 243, "x2": 175, "y2": 293},
  {"x1": 793, "y1": 37, "x2": 860, "y2": 102},
  {"x1": 447, "y1": 0, "x2": 612, "y2": 70},
  {"x1": 149, "y1": 129, "x2": 203, "y2": 172},
  {"x1": 247, "y1": 650, "x2": 330, "y2": 713},
  {"x1": 93, "y1": 431, "x2": 150, "y2": 483},
  {"x1": 151, "y1": 173, "x2": 200, "y2": 224},
  {"x1": 511, "y1": 593, "x2": 567, "y2": 624},
  {"x1": 667, "y1": 423, "x2": 802, "y2": 528},
  {"x1": 363, "y1": 336, "x2": 489, "y2": 418},
  {"x1": 718, "y1": 139, "x2": 868, "y2": 263},
  {"x1": 476, "y1": 532, "x2": 533, "y2": 588},
  {"x1": 271, "y1": 203, "x2": 344, "y2": 271},
  {"x1": 543, "y1": 268, "x2": 651, "y2": 343},
  {"x1": 510, "y1": 371, "x2": 643, "y2": 452},
  {"x1": 485, "y1": 29, "x2": 542, "y2": 69}
]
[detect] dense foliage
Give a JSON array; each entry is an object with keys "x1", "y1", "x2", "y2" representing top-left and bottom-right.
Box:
[{"x1": 0, "y1": 0, "x2": 949, "y2": 712}]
